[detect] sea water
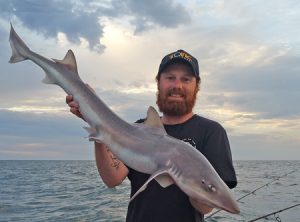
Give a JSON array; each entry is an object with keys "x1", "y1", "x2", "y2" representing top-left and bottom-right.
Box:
[{"x1": 0, "y1": 160, "x2": 299, "y2": 222}]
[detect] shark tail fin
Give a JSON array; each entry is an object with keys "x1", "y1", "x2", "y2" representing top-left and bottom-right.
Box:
[{"x1": 9, "y1": 23, "x2": 30, "y2": 63}]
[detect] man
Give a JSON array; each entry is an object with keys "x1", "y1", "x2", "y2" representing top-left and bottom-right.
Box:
[{"x1": 66, "y1": 49, "x2": 237, "y2": 222}]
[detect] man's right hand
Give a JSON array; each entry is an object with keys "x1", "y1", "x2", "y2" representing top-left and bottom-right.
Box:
[{"x1": 66, "y1": 95, "x2": 85, "y2": 120}]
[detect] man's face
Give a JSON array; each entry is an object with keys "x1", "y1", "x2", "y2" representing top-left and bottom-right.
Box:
[{"x1": 156, "y1": 63, "x2": 199, "y2": 116}]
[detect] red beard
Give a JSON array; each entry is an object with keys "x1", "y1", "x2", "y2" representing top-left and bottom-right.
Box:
[{"x1": 156, "y1": 87, "x2": 197, "y2": 116}]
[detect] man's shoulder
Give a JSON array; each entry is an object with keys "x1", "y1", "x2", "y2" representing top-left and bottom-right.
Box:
[{"x1": 192, "y1": 114, "x2": 224, "y2": 131}]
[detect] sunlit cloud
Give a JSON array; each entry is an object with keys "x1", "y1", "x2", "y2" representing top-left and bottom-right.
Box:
[
  {"x1": 0, "y1": 142, "x2": 64, "y2": 158},
  {"x1": 2, "y1": 106, "x2": 67, "y2": 114},
  {"x1": 118, "y1": 82, "x2": 157, "y2": 94}
]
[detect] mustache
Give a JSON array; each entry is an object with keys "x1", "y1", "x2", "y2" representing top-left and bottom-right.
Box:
[{"x1": 167, "y1": 88, "x2": 186, "y2": 97}]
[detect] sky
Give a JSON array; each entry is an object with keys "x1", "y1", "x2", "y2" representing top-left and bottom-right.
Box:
[{"x1": 0, "y1": 0, "x2": 299, "y2": 160}]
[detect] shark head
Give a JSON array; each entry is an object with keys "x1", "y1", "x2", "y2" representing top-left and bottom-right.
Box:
[
  {"x1": 184, "y1": 175, "x2": 240, "y2": 214},
  {"x1": 165, "y1": 140, "x2": 240, "y2": 214}
]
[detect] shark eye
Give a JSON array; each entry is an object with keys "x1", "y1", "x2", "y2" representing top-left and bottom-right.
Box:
[{"x1": 208, "y1": 184, "x2": 216, "y2": 192}]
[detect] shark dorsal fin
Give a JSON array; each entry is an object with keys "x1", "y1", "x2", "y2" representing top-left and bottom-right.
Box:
[
  {"x1": 144, "y1": 106, "x2": 164, "y2": 129},
  {"x1": 53, "y1": 50, "x2": 78, "y2": 74}
]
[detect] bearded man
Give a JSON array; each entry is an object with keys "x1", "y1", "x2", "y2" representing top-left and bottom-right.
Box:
[{"x1": 66, "y1": 49, "x2": 237, "y2": 222}]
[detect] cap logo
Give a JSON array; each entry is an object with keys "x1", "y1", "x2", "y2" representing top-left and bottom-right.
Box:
[{"x1": 169, "y1": 51, "x2": 193, "y2": 63}]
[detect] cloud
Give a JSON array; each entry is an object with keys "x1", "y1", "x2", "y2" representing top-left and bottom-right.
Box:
[
  {"x1": 0, "y1": 0, "x2": 190, "y2": 52},
  {"x1": 169, "y1": 15, "x2": 300, "y2": 122},
  {"x1": 0, "y1": 0, "x2": 104, "y2": 52},
  {"x1": 207, "y1": 54, "x2": 300, "y2": 119},
  {"x1": 112, "y1": 0, "x2": 191, "y2": 33},
  {"x1": 93, "y1": 87, "x2": 156, "y2": 122},
  {"x1": 0, "y1": 86, "x2": 155, "y2": 160}
]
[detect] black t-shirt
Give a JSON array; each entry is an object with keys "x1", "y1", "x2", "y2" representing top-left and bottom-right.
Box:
[{"x1": 126, "y1": 114, "x2": 237, "y2": 222}]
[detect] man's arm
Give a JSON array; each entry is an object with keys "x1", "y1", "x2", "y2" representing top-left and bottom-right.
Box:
[{"x1": 94, "y1": 142, "x2": 129, "y2": 187}]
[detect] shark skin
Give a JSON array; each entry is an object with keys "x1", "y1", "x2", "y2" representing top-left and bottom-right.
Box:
[{"x1": 8, "y1": 24, "x2": 240, "y2": 214}]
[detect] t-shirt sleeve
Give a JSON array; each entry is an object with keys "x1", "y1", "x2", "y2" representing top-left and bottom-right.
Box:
[{"x1": 201, "y1": 123, "x2": 237, "y2": 189}]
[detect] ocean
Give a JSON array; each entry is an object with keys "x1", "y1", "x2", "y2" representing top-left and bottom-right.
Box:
[{"x1": 0, "y1": 160, "x2": 299, "y2": 222}]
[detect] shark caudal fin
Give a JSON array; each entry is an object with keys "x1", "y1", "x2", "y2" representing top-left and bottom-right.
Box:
[{"x1": 9, "y1": 23, "x2": 30, "y2": 63}]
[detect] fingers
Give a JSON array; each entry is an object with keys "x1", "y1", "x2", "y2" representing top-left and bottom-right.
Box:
[
  {"x1": 70, "y1": 107, "x2": 82, "y2": 117},
  {"x1": 66, "y1": 94, "x2": 84, "y2": 120},
  {"x1": 66, "y1": 94, "x2": 73, "y2": 104},
  {"x1": 68, "y1": 100, "x2": 80, "y2": 109},
  {"x1": 66, "y1": 95, "x2": 79, "y2": 109},
  {"x1": 65, "y1": 83, "x2": 94, "y2": 121}
]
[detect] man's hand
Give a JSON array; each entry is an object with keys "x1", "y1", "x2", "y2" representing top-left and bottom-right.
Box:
[
  {"x1": 66, "y1": 95, "x2": 84, "y2": 120},
  {"x1": 66, "y1": 84, "x2": 95, "y2": 120}
]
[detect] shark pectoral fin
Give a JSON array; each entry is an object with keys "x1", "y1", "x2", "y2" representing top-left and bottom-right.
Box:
[
  {"x1": 189, "y1": 197, "x2": 214, "y2": 214},
  {"x1": 52, "y1": 50, "x2": 78, "y2": 74},
  {"x1": 155, "y1": 173, "x2": 174, "y2": 188},
  {"x1": 130, "y1": 169, "x2": 171, "y2": 202}
]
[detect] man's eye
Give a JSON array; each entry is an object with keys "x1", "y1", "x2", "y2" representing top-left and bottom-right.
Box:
[{"x1": 183, "y1": 78, "x2": 191, "y2": 82}]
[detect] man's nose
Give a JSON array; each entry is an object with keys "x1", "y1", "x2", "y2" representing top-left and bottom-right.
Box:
[{"x1": 172, "y1": 78, "x2": 183, "y2": 88}]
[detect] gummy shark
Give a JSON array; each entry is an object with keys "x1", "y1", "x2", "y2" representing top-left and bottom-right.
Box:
[{"x1": 9, "y1": 24, "x2": 239, "y2": 214}]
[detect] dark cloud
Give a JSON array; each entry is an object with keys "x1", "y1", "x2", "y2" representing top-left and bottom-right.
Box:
[
  {"x1": 1, "y1": 0, "x2": 104, "y2": 52},
  {"x1": 1, "y1": 0, "x2": 190, "y2": 51},
  {"x1": 111, "y1": 0, "x2": 191, "y2": 33}
]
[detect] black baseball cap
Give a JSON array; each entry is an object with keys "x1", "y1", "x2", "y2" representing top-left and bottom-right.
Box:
[{"x1": 157, "y1": 49, "x2": 200, "y2": 79}]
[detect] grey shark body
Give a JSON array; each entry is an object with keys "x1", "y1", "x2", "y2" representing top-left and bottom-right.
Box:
[{"x1": 9, "y1": 24, "x2": 239, "y2": 214}]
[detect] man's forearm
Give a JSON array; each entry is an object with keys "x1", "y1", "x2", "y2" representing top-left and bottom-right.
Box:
[{"x1": 94, "y1": 142, "x2": 129, "y2": 187}]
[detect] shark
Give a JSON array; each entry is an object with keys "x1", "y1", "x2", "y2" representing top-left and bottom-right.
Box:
[{"x1": 9, "y1": 24, "x2": 240, "y2": 214}]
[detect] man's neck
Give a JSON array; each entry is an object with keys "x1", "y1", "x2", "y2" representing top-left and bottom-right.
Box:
[{"x1": 161, "y1": 112, "x2": 194, "y2": 125}]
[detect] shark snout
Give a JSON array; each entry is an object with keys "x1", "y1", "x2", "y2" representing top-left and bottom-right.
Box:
[
  {"x1": 222, "y1": 199, "x2": 240, "y2": 214},
  {"x1": 212, "y1": 188, "x2": 240, "y2": 214}
]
